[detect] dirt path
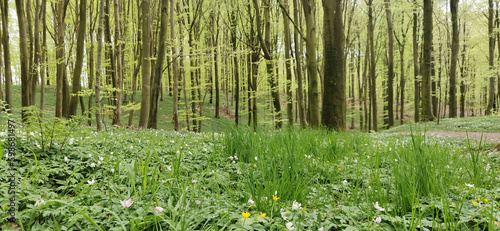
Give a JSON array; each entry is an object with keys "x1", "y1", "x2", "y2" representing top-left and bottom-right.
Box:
[{"x1": 404, "y1": 131, "x2": 500, "y2": 143}]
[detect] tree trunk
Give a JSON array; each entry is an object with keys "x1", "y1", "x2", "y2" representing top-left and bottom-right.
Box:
[
  {"x1": 95, "y1": 0, "x2": 105, "y2": 131},
  {"x1": 486, "y1": 0, "x2": 495, "y2": 115},
  {"x1": 1, "y1": 1, "x2": 12, "y2": 111},
  {"x1": 69, "y1": 0, "x2": 86, "y2": 117},
  {"x1": 412, "y1": 0, "x2": 420, "y2": 122},
  {"x1": 139, "y1": 0, "x2": 152, "y2": 127},
  {"x1": 421, "y1": 0, "x2": 434, "y2": 121},
  {"x1": 147, "y1": 0, "x2": 168, "y2": 129},
  {"x1": 282, "y1": 0, "x2": 294, "y2": 127},
  {"x1": 384, "y1": 0, "x2": 394, "y2": 128},
  {"x1": 302, "y1": 0, "x2": 320, "y2": 127},
  {"x1": 368, "y1": 0, "x2": 377, "y2": 131},
  {"x1": 293, "y1": 0, "x2": 306, "y2": 128},
  {"x1": 321, "y1": 0, "x2": 345, "y2": 131},
  {"x1": 170, "y1": 0, "x2": 179, "y2": 131},
  {"x1": 449, "y1": 0, "x2": 459, "y2": 118},
  {"x1": 15, "y1": 0, "x2": 31, "y2": 118},
  {"x1": 112, "y1": 0, "x2": 123, "y2": 125}
]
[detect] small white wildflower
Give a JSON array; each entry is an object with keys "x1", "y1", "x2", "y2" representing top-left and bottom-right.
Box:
[
  {"x1": 90, "y1": 163, "x2": 96, "y2": 168},
  {"x1": 234, "y1": 156, "x2": 238, "y2": 160},
  {"x1": 292, "y1": 200, "x2": 302, "y2": 210},
  {"x1": 87, "y1": 179, "x2": 95, "y2": 186},
  {"x1": 275, "y1": 191, "x2": 277, "y2": 195},
  {"x1": 255, "y1": 156, "x2": 258, "y2": 161},
  {"x1": 373, "y1": 217, "x2": 381, "y2": 223},
  {"x1": 192, "y1": 179, "x2": 197, "y2": 184},
  {"x1": 248, "y1": 197, "x2": 254, "y2": 205},
  {"x1": 88, "y1": 154, "x2": 92, "y2": 158},
  {"x1": 120, "y1": 199, "x2": 134, "y2": 208},
  {"x1": 110, "y1": 168, "x2": 115, "y2": 173},
  {"x1": 229, "y1": 156, "x2": 234, "y2": 160},
  {"x1": 374, "y1": 201, "x2": 385, "y2": 211},
  {"x1": 64, "y1": 157, "x2": 69, "y2": 162},
  {"x1": 99, "y1": 157, "x2": 104, "y2": 161},
  {"x1": 465, "y1": 183, "x2": 474, "y2": 188},
  {"x1": 68, "y1": 138, "x2": 74, "y2": 145},
  {"x1": 285, "y1": 222, "x2": 295, "y2": 230},
  {"x1": 343, "y1": 180, "x2": 348, "y2": 185},
  {"x1": 485, "y1": 164, "x2": 491, "y2": 171},
  {"x1": 233, "y1": 161, "x2": 236, "y2": 164},
  {"x1": 35, "y1": 198, "x2": 45, "y2": 206},
  {"x1": 195, "y1": 200, "x2": 201, "y2": 205},
  {"x1": 319, "y1": 227, "x2": 324, "y2": 231},
  {"x1": 97, "y1": 161, "x2": 101, "y2": 165},
  {"x1": 166, "y1": 165, "x2": 172, "y2": 171},
  {"x1": 354, "y1": 159, "x2": 358, "y2": 163}
]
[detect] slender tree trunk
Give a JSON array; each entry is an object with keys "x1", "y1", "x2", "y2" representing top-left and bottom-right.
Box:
[
  {"x1": 486, "y1": 0, "x2": 496, "y2": 115},
  {"x1": 148, "y1": 0, "x2": 168, "y2": 129},
  {"x1": 69, "y1": 0, "x2": 86, "y2": 117},
  {"x1": 449, "y1": 0, "x2": 459, "y2": 118},
  {"x1": 55, "y1": 0, "x2": 68, "y2": 118},
  {"x1": 39, "y1": 0, "x2": 47, "y2": 112},
  {"x1": 231, "y1": 12, "x2": 240, "y2": 125},
  {"x1": 412, "y1": 0, "x2": 420, "y2": 122},
  {"x1": 384, "y1": 0, "x2": 394, "y2": 128},
  {"x1": 112, "y1": 0, "x2": 123, "y2": 125},
  {"x1": 302, "y1": 0, "x2": 320, "y2": 127},
  {"x1": 1, "y1": 1, "x2": 12, "y2": 111},
  {"x1": 170, "y1": 0, "x2": 179, "y2": 131},
  {"x1": 139, "y1": 0, "x2": 152, "y2": 127},
  {"x1": 293, "y1": 0, "x2": 305, "y2": 128},
  {"x1": 128, "y1": 2, "x2": 141, "y2": 126},
  {"x1": 95, "y1": 0, "x2": 105, "y2": 131},
  {"x1": 321, "y1": 0, "x2": 345, "y2": 131},
  {"x1": 368, "y1": 0, "x2": 377, "y2": 131},
  {"x1": 421, "y1": 0, "x2": 434, "y2": 121},
  {"x1": 282, "y1": 0, "x2": 294, "y2": 127}
]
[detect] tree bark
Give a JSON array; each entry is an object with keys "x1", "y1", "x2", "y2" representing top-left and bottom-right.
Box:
[
  {"x1": 148, "y1": 0, "x2": 168, "y2": 129},
  {"x1": 95, "y1": 0, "x2": 105, "y2": 131},
  {"x1": 69, "y1": 0, "x2": 87, "y2": 117},
  {"x1": 321, "y1": 0, "x2": 345, "y2": 131},
  {"x1": 293, "y1": 0, "x2": 306, "y2": 128},
  {"x1": 449, "y1": 0, "x2": 459, "y2": 118},
  {"x1": 302, "y1": 0, "x2": 320, "y2": 127},
  {"x1": 112, "y1": 0, "x2": 123, "y2": 125},
  {"x1": 412, "y1": 0, "x2": 420, "y2": 122},
  {"x1": 421, "y1": 0, "x2": 434, "y2": 121},
  {"x1": 170, "y1": 0, "x2": 179, "y2": 131},
  {"x1": 486, "y1": 0, "x2": 495, "y2": 115},
  {"x1": 384, "y1": 0, "x2": 394, "y2": 128},
  {"x1": 0, "y1": 1, "x2": 12, "y2": 111},
  {"x1": 15, "y1": 0, "x2": 31, "y2": 118},
  {"x1": 139, "y1": 0, "x2": 152, "y2": 127},
  {"x1": 282, "y1": 0, "x2": 294, "y2": 127},
  {"x1": 368, "y1": 0, "x2": 377, "y2": 131}
]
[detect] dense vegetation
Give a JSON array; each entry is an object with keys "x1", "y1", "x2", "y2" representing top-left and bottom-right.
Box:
[{"x1": 1, "y1": 112, "x2": 499, "y2": 230}]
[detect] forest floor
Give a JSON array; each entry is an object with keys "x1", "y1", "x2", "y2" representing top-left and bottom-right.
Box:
[{"x1": 401, "y1": 131, "x2": 500, "y2": 143}]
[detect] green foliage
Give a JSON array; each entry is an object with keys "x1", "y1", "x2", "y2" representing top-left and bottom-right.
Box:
[{"x1": 1, "y1": 118, "x2": 499, "y2": 230}]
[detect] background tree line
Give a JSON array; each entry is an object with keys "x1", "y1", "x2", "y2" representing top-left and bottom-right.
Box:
[{"x1": 1, "y1": 0, "x2": 499, "y2": 132}]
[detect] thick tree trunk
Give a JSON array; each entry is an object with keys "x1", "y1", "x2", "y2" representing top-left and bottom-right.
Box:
[
  {"x1": 421, "y1": 0, "x2": 434, "y2": 121},
  {"x1": 148, "y1": 0, "x2": 168, "y2": 129},
  {"x1": 69, "y1": 0, "x2": 87, "y2": 117},
  {"x1": 321, "y1": 0, "x2": 345, "y2": 131},
  {"x1": 139, "y1": 0, "x2": 152, "y2": 127},
  {"x1": 15, "y1": 0, "x2": 31, "y2": 118}
]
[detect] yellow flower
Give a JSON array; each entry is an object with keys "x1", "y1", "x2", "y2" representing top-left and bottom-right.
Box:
[
  {"x1": 338, "y1": 168, "x2": 342, "y2": 171},
  {"x1": 259, "y1": 212, "x2": 266, "y2": 218},
  {"x1": 484, "y1": 198, "x2": 489, "y2": 202},
  {"x1": 242, "y1": 212, "x2": 251, "y2": 219},
  {"x1": 472, "y1": 200, "x2": 478, "y2": 205},
  {"x1": 254, "y1": 164, "x2": 257, "y2": 167},
  {"x1": 272, "y1": 195, "x2": 280, "y2": 201}
]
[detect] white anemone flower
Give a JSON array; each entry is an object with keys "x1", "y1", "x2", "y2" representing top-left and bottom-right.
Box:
[
  {"x1": 292, "y1": 200, "x2": 302, "y2": 210},
  {"x1": 120, "y1": 198, "x2": 134, "y2": 208},
  {"x1": 374, "y1": 201, "x2": 385, "y2": 211},
  {"x1": 285, "y1": 222, "x2": 295, "y2": 230},
  {"x1": 373, "y1": 217, "x2": 381, "y2": 223},
  {"x1": 248, "y1": 197, "x2": 255, "y2": 205},
  {"x1": 154, "y1": 206, "x2": 164, "y2": 216},
  {"x1": 35, "y1": 198, "x2": 45, "y2": 206},
  {"x1": 87, "y1": 179, "x2": 95, "y2": 186}
]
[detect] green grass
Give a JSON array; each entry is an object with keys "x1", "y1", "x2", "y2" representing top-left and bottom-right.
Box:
[
  {"x1": 1, "y1": 114, "x2": 499, "y2": 230},
  {"x1": 386, "y1": 116, "x2": 500, "y2": 133}
]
